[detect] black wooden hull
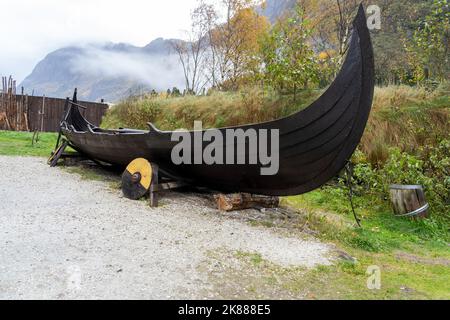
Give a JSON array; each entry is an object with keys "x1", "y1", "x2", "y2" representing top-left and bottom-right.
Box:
[{"x1": 61, "y1": 5, "x2": 374, "y2": 196}]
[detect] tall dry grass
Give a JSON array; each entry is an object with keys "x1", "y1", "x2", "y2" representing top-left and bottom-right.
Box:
[
  {"x1": 361, "y1": 83, "x2": 450, "y2": 166},
  {"x1": 102, "y1": 87, "x2": 321, "y2": 130}
]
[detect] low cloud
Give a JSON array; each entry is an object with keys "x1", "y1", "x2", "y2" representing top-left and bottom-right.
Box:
[{"x1": 69, "y1": 44, "x2": 186, "y2": 92}]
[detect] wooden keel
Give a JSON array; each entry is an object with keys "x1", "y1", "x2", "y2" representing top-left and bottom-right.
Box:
[{"x1": 149, "y1": 163, "x2": 159, "y2": 207}]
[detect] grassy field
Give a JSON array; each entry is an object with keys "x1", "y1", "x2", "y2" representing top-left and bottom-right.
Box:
[
  {"x1": 0, "y1": 131, "x2": 57, "y2": 157},
  {"x1": 280, "y1": 188, "x2": 450, "y2": 299},
  {"x1": 102, "y1": 87, "x2": 321, "y2": 131},
  {"x1": 203, "y1": 185, "x2": 449, "y2": 299}
]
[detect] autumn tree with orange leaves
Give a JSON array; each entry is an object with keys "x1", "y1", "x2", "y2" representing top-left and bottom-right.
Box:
[{"x1": 210, "y1": 0, "x2": 270, "y2": 90}]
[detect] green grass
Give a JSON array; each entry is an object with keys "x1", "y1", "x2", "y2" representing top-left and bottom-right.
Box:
[
  {"x1": 285, "y1": 188, "x2": 449, "y2": 251},
  {"x1": 197, "y1": 187, "x2": 449, "y2": 299},
  {"x1": 279, "y1": 188, "x2": 450, "y2": 299},
  {"x1": 202, "y1": 189, "x2": 449, "y2": 300},
  {"x1": 292, "y1": 254, "x2": 450, "y2": 299},
  {"x1": 0, "y1": 130, "x2": 57, "y2": 157},
  {"x1": 202, "y1": 245, "x2": 449, "y2": 299},
  {"x1": 0, "y1": 130, "x2": 121, "y2": 188}
]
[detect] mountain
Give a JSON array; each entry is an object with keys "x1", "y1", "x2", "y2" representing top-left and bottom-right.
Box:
[{"x1": 20, "y1": 38, "x2": 184, "y2": 102}]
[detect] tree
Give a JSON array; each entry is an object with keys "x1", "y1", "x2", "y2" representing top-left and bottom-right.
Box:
[
  {"x1": 171, "y1": 87, "x2": 182, "y2": 97},
  {"x1": 195, "y1": 0, "x2": 219, "y2": 87},
  {"x1": 292, "y1": 0, "x2": 439, "y2": 86},
  {"x1": 172, "y1": 4, "x2": 211, "y2": 94},
  {"x1": 211, "y1": 0, "x2": 270, "y2": 90},
  {"x1": 413, "y1": 0, "x2": 450, "y2": 81},
  {"x1": 260, "y1": 5, "x2": 319, "y2": 98},
  {"x1": 370, "y1": 0, "x2": 432, "y2": 85},
  {"x1": 279, "y1": 0, "x2": 366, "y2": 85}
]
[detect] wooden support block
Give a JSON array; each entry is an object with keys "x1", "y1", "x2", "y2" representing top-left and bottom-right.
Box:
[
  {"x1": 214, "y1": 193, "x2": 280, "y2": 212},
  {"x1": 48, "y1": 140, "x2": 69, "y2": 167},
  {"x1": 149, "y1": 164, "x2": 159, "y2": 208}
]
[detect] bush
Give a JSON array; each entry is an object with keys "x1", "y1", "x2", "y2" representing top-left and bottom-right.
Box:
[
  {"x1": 361, "y1": 83, "x2": 450, "y2": 167},
  {"x1": 105, "y1": 96, "x2": 162, "y2": 130},
  {"x1": 352, "y1": 142, "x2": 450, "y2": 222}
]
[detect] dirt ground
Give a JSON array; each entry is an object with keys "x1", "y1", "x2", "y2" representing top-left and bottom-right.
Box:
[{"x1": 0, "y1": 156, "x2": 333, "y2": 299}]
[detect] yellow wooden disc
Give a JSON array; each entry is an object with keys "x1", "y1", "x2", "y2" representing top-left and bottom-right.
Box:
[{"x1": 125, "y1": 158, "x2": 152, "y2": 190}]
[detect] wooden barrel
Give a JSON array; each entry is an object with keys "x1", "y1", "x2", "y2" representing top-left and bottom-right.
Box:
[{"x1": 389, "y1": 185, "x2": 430, "y2": 219}]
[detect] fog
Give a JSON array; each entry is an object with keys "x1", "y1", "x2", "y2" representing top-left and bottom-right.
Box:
[{"x1": 70, "y1": 44, "x2": 186, "y2": 92}]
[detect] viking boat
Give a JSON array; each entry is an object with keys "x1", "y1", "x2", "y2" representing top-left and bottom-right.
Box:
[{"x1": 59, "y1": 5, "x2": 374, "y2": 197}]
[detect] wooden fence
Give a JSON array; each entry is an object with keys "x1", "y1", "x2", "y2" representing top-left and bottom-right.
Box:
[{"x1": 0, "y1": 76, "x2": 108, "y2": 132}]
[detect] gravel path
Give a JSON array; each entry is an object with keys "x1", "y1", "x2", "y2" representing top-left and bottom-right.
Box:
[{"x1": 0, "y1": 156, "x2": 332, "y2": 299}]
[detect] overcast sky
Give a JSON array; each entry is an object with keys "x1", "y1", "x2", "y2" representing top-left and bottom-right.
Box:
[{"x1": 0, "y1": 0, "x2": 201, "y2": 82}]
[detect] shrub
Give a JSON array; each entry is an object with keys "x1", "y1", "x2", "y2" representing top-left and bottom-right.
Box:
[{"x1": 352, "y1": 143, "x2": 450, "y2": 223}]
